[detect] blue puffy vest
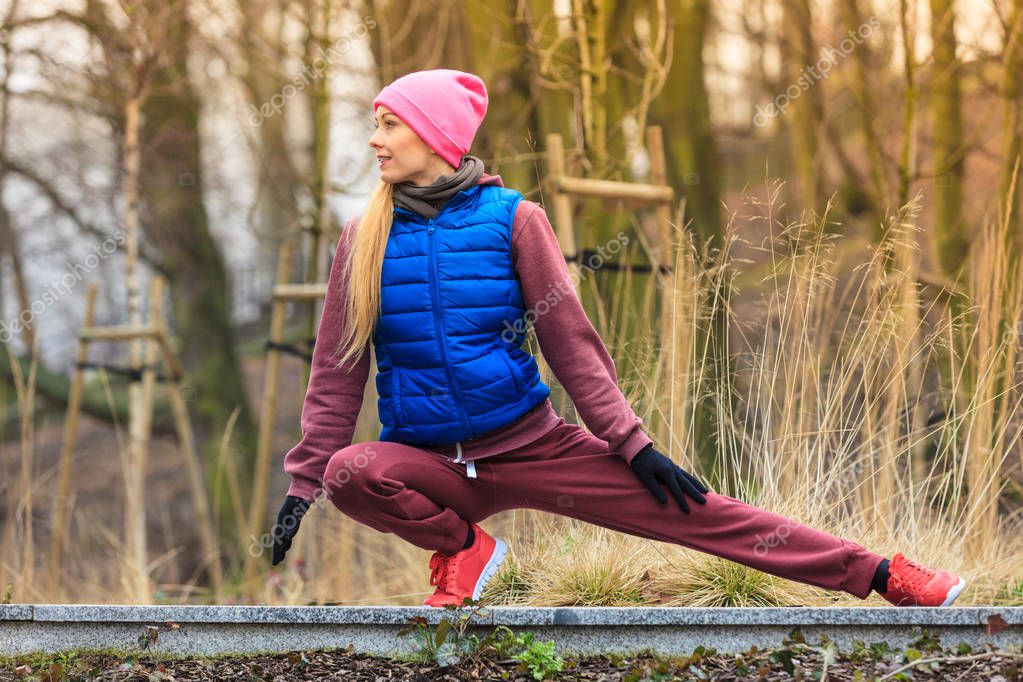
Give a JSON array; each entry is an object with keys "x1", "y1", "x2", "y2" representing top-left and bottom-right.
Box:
[{"x1": 372, "y1": 183, "x2": 551, "y2": 447}]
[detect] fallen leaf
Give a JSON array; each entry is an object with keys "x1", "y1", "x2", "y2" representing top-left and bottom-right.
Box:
[{"x1": 986, "y1": 613, "x2": 1009, "y2": 636}]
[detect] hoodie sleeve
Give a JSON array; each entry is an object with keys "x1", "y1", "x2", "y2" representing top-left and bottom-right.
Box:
[
  {"x1": 283, "y1": 217, "x2": 372, "y2": 501},
  {"x1": 510, "y1": 200, "x2": 654, "y2": 465}
]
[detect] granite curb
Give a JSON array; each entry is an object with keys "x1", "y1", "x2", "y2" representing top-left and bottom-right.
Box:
[{"x1": 3, "y1": 605, "x2": 1021, "y2": 657}]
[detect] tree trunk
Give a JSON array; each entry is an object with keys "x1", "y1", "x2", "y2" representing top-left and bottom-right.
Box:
[
  {"x1": 648, "y1": 0, "x2": 725, "y2": 472},
  {"x1": 929, "y1": 0, "x2": 967, "y2": 279},
  {"x1": 839, "y1": 0, "x2": 890, "y2": 236},
  {"x1": 1000, "y1": 0, "x2": 1023, "y2": 247},
  {"x1": 139, "y1": 0, "x2": 258, "y2": 548},
  {"x1": 650, "y1": 0, "x2": 720, "y2": 246},
  {"x1": 780, "y1": 0, "x2": 825, "y2": 217},
  {"x1": 235, "y1": 0, "x2": 303, "y2": 273}
]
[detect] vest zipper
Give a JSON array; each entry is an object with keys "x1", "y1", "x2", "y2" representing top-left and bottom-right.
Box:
[{"x1": 427, "y1": 218, "x2": 475, "y2": 439}]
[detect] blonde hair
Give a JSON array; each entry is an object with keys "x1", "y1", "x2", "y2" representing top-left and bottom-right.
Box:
[{"x1": 333, "y1": 180, "x2": 394, "y2": 369}]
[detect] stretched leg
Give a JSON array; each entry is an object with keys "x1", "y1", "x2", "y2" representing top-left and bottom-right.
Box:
[
  {"x1": 479, "y1": 420, "x2": 885, "y2": 599},
  {"x1": 322, "y1": 440, "x2": 499, "y2": 556}
]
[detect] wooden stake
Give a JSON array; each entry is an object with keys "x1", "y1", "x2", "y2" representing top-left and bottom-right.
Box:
[
  {"x1": 120, "y1": 80, "x2": 149, "y2": 603},
  {"x1": 647, "y1": 126, "x2": 675, "y2": 387},
  {"x1": 545, "y1": 133, "x2": 582, "y2": 287},
  {"x1": 48, "y1": 284, "x2": 98, "y2": 597},
  {"x1": 244, "y1": 240, "x2": 295, "y2": 596},
  {"x1": 54, "y1": 273, "x2": 218, "y2": 603},
  {"x1": 152, "y1": 273, "x2": 223, "y2": 600},
  {"x1": 123, "y1": 276, "x2": 161, "y2": 603},
  {"x1": 555, "y1": 176, "x2": 673, "y2": 203}
]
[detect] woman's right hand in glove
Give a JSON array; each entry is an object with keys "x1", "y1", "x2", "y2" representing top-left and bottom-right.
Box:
[
  {"x1": 271, "y1": 495, "x2": 312, "y2": 565},
  {"x1": 629, "y1": 443, "x2": 710, "y2": 514}
]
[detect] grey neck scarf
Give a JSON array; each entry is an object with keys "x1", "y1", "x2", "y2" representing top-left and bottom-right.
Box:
[{"x1": 392, "y1": 155, "x2": 485, "y2": 218}]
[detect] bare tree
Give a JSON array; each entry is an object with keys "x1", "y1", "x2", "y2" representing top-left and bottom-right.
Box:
[
  {"x1": 780, "y1": 0, "x2": 826, "y2": 217},
  {"x1": 1000, "y1": 0, "x2": 1023, "y2": 243},
  {"x1": 930, "y1": 0, "x2": 968, "y2": 279},
  {"x1": 0, "y1": 0, "x2": 35, "y2": 355}
]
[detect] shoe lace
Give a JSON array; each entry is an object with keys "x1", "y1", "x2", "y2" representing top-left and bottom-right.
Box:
[
  {"x1": 888, "y1": 555, "x2": 935, "y2": 594},
  {"x1": 429, "y1": 552, "x2": 462, "y2": 591}
]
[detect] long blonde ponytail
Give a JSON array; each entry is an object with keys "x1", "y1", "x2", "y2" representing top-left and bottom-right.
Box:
[{"x1": 333, "y1": 180, "x2": 394, "y2": 369}]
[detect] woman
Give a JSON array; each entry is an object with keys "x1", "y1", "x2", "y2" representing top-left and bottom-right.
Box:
[{"x1": 269, "y1": 68, "x2": 965, "y2": 609}]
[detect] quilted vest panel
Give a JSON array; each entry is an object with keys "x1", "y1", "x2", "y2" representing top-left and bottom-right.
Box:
[{"x1": 372, "y1": 183, "x2": 551, "y2": 446}]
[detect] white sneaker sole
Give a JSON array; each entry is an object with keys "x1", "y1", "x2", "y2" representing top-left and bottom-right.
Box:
[
  {"x1": 472, "y1": 537, "x2": 508, "y2": 600},
  {"x1": 941, "y1": 577, "x2": 967, "y2": 606}
]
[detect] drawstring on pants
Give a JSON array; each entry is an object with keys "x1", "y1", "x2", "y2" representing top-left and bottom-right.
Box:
[{"x1": 452, "y1": 441, "x2": 477, "y2": 479}]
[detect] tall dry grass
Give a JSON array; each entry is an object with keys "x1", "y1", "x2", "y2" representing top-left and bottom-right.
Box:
[
  {"x1": 479, "y1": 185, "x2": 1023, "y2": 607},
  {"x1": 1, "y1": 339, "x2": 39, "y2": 601}
]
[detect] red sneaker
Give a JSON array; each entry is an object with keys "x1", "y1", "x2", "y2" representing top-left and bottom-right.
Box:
[
  {"x1": 423, "y1": 523, "x2": 507, "y2": 608},
  {"x1": 881, "y1": 553, "x2": 966, "y2": 606}
]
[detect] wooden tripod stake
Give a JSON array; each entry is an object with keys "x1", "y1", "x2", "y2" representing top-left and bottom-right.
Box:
[
  {"x1": 50, "y1": 276, "x2": 222, "y2": 602},
  {"x1": 543, "y1": 128, "x2": 678, "y2": 448},
  {"x1": 543, "y1": 129, "x2": 675, "y2": 289},
  {"x1": 243, "y1": 239, "x2": 331, "y2": 598}
]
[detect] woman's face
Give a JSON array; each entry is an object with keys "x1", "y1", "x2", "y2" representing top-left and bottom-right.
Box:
[{"x1": 369, "y1": 105, "x2": 455, "y2": 186}]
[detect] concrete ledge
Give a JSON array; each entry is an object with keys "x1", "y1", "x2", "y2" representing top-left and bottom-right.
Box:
[
  {"x1": 0, "y1": 606, "x2": 31, "y2": 622},
  {"x1": 3, "y1": 605, "x2": 1022, "y2": 657}
]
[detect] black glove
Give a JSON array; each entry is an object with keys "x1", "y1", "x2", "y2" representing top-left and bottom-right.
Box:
[
  {"x1": 629, "y1": 443, "x2": 710, "y2": 513},
  {"x1": 271, "y1": 495, "x2": 312, "y2": 566}
]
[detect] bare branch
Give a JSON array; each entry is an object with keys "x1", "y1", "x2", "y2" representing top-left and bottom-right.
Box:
[{"x1": 0, "y1": 154, "x2": 167, "y2": 274}]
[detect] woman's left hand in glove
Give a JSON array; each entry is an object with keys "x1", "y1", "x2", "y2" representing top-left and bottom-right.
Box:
[{"x1": 629, "y1": 443, "x2": 710, "y2": 513}]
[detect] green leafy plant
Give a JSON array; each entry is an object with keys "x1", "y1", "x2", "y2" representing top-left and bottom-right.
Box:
[
  {"x1": 398, "y1": 601, "x2": 564, "y2": 678},
  {"x1": 869, "y1": 640, "x2": 894, "y2": 660},
  {"x1": 398, "y1": 598, "x2": 490, "y2": 667},
  {"x1": 909, "y1": 628, "x2": 942, "y2": 654},
  {"x1": 508, "y1": 631, "x2": 564, "y2": 680},
  {"x1": 137, "y1": 625, "x2": 160, "y2": 650}
]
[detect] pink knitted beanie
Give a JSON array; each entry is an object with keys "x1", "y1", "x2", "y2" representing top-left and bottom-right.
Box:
[{"x1": 373, "y1": 69, "x2": 488, "y2": 169}]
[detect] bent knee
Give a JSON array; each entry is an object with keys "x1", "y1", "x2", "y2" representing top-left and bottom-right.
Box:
[{"x1": 322, "y1": 442, "x2": 388, "y2": 504}]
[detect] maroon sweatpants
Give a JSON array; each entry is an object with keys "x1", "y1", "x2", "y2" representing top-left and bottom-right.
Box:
[{"x1": 321, "y1": 418, "x2": 885, "y2": 599}]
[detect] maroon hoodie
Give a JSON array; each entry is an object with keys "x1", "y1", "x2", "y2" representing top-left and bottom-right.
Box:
[{"x1": 284, "y1": 174, "x2": 653, "y2": 501}]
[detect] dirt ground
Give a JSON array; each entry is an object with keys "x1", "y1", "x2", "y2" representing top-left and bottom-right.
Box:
[{"x1": 2, "y1": 641, "x2": 1022, "y2": 681}]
